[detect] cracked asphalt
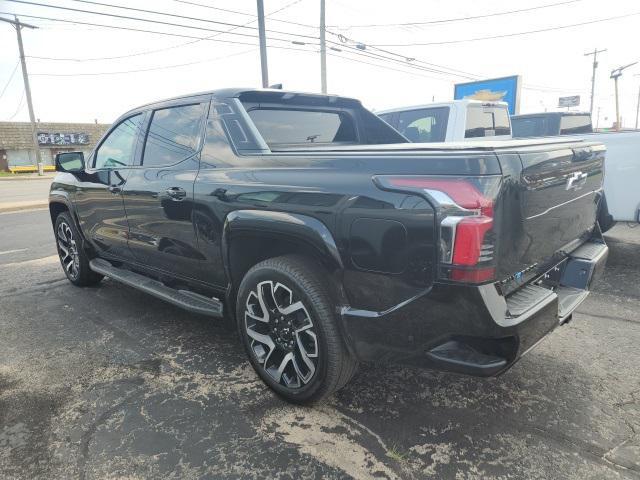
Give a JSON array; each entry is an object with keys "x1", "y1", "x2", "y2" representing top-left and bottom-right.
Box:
[{"x1": 1, "y1": 209, "x2": 639, "y2": 479}]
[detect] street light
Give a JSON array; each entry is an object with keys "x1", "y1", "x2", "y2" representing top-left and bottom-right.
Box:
[{"x1": 610, "y1": 62, "x2": 638, "y2": 131}]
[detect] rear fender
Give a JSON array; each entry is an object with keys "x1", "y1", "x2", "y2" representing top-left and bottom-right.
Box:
[{"x1": 221, "y1": 210, "x2": 354, "y2": 348}]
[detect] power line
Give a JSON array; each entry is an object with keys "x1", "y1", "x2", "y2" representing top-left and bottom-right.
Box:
[
  {"x1": 328, "y1": 0, "x2": 582, "y2": 28},
  {"x1": 326, "y1": 30, "x2": 589, "y2": 93},
  {"x1": 327, "y1": 52, "x2": 451, "y2": 82},
  {"x1": 11, "y1": 11, "x2": 586, "y2": 94},
  {"x1": 0, "y1": 12, "x2": 320, "y2": 52},
  {"x1": 67, "y1": 0, "x2": 317, "y2": 39},
  {"x1": 168, "y1": 0, "x2": 315, "y2": 29},
  {"x1": 0, "y1": 61, "x2": 20, "y2": 100},
  {"x1": 372, "y1": 11, "x2": 640, "y2": 46},
  {"x1": 7, "y1": 89, "x2": 25, "y2": 121},
  {"x1": 5, "y1": 0, "x2": 318, "y2": 43},
  {"x1": 24, "y1": 0, "x2": 311, "y2": 62},
  {"x1": 2, "y1": 8, "x2": 464, "y2": 81},
  {"x1": 1, "y1": 7, "x2": 596, "y2": 95},
  {"x1": 30, "y1": 49, "x2": 255, "y2": 76}
]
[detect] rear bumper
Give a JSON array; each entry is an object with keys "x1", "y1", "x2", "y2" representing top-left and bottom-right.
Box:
[{"x1": 340, "y1": 239, "x2": 608, "y2": 376}]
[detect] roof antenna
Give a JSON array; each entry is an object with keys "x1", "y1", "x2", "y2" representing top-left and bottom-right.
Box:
[{"x1": 269, "y1": 83, "x2": 283, "y2": 89}]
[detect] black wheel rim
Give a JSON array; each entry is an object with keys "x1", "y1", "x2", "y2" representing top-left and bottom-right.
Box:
[
  {"x1": 57, "y1": 221, "x2": 80, "y2": 280},
  {"x1": 244, "y1": 280, "x2": 319, "y2": 389}
]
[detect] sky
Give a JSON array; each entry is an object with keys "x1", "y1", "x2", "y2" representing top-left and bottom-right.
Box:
[{"x1": 0, "y1": 0, "x2": 639, "y2": 128}]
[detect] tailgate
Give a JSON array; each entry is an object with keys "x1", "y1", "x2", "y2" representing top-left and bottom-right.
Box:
[{"x1": 497, "y1": 142, "x2": 605, "y2": 289}]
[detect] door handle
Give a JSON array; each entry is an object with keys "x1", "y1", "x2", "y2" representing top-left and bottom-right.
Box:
[
  {"x1": 108, "y1": 185, "x2": 122, "y2": 194},
  {"x1": 166, "y1": 187, "x2": 187, "y2": 200}
]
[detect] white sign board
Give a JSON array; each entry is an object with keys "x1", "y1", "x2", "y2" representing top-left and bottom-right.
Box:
[{"x1": 558, "y1": 96, "x2": 580, "y2": 108}]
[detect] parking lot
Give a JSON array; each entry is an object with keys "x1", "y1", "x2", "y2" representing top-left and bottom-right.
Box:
[{"x1": 1, "y1": 205, "x2": 639, "y2": 479}]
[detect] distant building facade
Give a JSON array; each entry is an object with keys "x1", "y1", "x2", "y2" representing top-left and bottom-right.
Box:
[{"x1": 0, "y1": 121, "x2": 110, "y2": 171}]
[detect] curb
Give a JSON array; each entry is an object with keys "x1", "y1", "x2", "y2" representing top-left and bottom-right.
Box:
[
  {"x1": 0, "y1": 175, "x2": 56, "y2": 182},
  {"x1": 0, "y1": 201, "x2": 48, "y2": 213}
]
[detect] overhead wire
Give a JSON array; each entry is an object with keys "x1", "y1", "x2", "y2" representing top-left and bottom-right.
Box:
[
  {"x1": 0, "y1": 2, "x2": 607, "y2": 95},
  {"x1": 0, "y1": 12, "x2": 320, "y2": 52},
  {"x1": 371, "y1": 11, "x2": 640, "y2": 46},
  {"x1": 5, "y1": 0, "x2": 318, "y2": 43},
  {"x1": 30, "y1": 49, "x2": 255, "y2": 76},
  {"x1": 0, "y1": 61, "x2": 20, "y2": 100},
  {"x1": 7, "y1": 89, "x2": 25, "y2": 120},
  {"x1": 328, "y1": 0, "x2": 582, "y2": 28}
]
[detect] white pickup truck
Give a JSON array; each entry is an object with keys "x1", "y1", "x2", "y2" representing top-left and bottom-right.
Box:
[
  {"x1": 377, "y1": 99, "x2": 512, "y2": 142},
  {"x1": 512, "y1": 112, "x2": 640, "y2": 224}
]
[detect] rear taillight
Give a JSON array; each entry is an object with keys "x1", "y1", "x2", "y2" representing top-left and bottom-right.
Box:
[{"x1": 375, "y1": 175, "x2": 501, "y2": 284}]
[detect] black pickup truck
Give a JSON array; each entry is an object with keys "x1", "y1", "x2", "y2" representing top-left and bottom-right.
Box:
[{"x1": 50, "y1": 89, "x2": 608, "y2": 404}]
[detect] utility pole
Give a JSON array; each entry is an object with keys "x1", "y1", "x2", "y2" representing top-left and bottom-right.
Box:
[
  {"x1": 1, "y1": 16, "x2": 43, "y2": 175},
  {"x1": 610, "y1": 62, "x2": 638, "y2": 131},
  {"x1": 320, "y1": 0, "x2": 327, "y2": 94},
  {"x1": 584, "y1": 48, "x2": 606, "y2": 117},
  {"x1": 256, "y1": 0, "x2": 269, "y2": 88}
]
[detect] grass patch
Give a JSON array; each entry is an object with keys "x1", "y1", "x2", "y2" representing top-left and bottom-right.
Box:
[
  {"x1": 386, "y1": 444, "x2": 409, "y2": 463},
  {"x1": 0, "y1": 171, "x2": 15, "y2": 177}
]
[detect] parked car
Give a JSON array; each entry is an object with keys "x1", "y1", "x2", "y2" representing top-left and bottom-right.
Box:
[
  {"x1": 512, "y1": 111, "x2": 640, "y2": 226},
  {"x1": 50, "y1": 89, "x2": 608, "y2": 404},
  {"x1": 378, "y1": 99, "x2": 512, "y2": 142}
]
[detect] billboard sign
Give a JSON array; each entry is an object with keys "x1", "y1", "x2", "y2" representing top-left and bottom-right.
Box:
[
  {"x1": 558, "y1": 95, "x2": 580, "y2": 108},
  {"x1": 454, "y1": 75, "x2": 522, "y2": 115}
]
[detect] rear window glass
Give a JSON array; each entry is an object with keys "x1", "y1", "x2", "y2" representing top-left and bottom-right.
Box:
[
  {"x1": 512, "y1": 117, "x2": 552, "y2": 137},
  {"x1": 465, "y1": 106, "x2": 511, "y2": 138},
  {"x1": 560, "y1": 115, "x2": 592, "y2": 135},
  {"x1": 247, "y1": 109, "x2": 356, "y2": 146},
  {"x1": 397, "y1": 107, "x2": 449, "y2": 143}
]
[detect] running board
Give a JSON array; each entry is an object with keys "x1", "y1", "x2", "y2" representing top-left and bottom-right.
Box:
[{"x1": 89, "y1": 259, "x2": 223, "y2": 317}]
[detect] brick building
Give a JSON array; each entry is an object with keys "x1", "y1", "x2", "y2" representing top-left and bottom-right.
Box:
[{"x1": 0, "y1": 121, "x2": 111, "y2": 171}]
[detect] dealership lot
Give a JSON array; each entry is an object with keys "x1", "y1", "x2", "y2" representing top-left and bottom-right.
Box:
[{"x1": 0, "y1": 209, "x2": 639, "y2": 479}]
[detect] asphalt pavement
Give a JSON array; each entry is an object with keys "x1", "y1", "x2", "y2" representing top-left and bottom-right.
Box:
[{"x1": 0, "y1": 210, "x2": 639, "y2": 479}]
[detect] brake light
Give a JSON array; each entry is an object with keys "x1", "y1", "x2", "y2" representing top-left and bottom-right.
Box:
[
  {"x1": 375, "y1": 175, "x2": 501, "y2": 284},
  {"x1": 452, "y1": 216, "x2": 493, "y2": 265},
  {"x1": 388, "y1": 178, "x2": 494, "y2": 216}
]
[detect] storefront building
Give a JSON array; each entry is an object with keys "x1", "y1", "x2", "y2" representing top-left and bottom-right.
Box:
[{"x1": 0, "y1": 121, "x2": 110, "y2": 171}]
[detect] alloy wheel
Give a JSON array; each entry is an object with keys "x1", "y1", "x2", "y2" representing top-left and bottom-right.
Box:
[
  {"x1": 57, "y1": 221, "x2": 80, "y2": 280},
  {"x1": 244, "y1": 280, "x2": 319, "y2": 389}
]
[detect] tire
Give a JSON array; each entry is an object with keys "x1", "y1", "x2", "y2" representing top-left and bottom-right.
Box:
[
  {"x1": 54, "y1": 211, "x2": 103, "y2": 287},
  {"x1": 236, "y1": 255, "x2": 358, "y2": 404}
]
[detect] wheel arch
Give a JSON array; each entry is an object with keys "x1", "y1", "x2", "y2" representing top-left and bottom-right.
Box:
[
  {"x1": 49, "y1": 193, "x2": 91, "y2": 251},
  {"x1": 49, "y1": 193, "x2": 74, "y2": 225},
  {"x1": 222, "y1": 210, "x2": 348, "y2": 316}
]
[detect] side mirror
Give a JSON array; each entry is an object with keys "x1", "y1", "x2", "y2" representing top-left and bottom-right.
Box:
[{"x1": 55, "y1": 152, "x2": 85, "y2": 173}]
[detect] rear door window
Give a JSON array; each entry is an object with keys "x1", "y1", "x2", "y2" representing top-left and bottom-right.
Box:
[
  {"x1": 560, "y1": 115, "x2": 592, "y2": 135},
  {"x1": 397, "y1": 107, "x2": 449, "y2": 142},
  {"x1": 465, "y1": 105, "x2": 511, "y2": 138},
  {"x1": 142, "y1": 103, "x2": 206, "y2": 167},
  {"x1": 247, "y1": 109, "x2": 357, "y2": 146}
]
